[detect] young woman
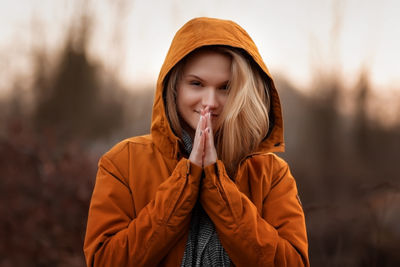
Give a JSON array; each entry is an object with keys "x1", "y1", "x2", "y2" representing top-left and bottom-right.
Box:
[{"x1": 84, "y1": 17, "x2": 309, "y2": 266}]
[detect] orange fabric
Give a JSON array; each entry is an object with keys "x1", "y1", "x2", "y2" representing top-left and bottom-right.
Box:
[{"x1": 84, "y1": 17, "x2": 309, "y2": 266}]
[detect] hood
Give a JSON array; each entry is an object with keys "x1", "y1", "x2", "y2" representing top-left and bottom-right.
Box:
[{"x1": 150, "y1": 17, "x2": 285, "y2": 159}]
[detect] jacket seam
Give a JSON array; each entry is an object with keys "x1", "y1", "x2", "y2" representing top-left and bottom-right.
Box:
[{"x1": 101, "y1": 155, "x2": 132, "y2": 194}]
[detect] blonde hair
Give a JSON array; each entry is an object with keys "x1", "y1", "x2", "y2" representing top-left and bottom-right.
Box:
[{"x1": 164, "y1": 46, "x2": 270, "y2": 177}]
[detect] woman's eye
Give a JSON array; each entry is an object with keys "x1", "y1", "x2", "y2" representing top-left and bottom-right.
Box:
[
  {"x1": 190, "y1": 81, "x2": 202, "y2": 86},
  {"x1": 219, "y1": 84, "x2": 229, "y2": 90}
]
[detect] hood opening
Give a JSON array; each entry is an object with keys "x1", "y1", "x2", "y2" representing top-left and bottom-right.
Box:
[{"x1": 161, "y1": 45, "x2": 275, "y2": 142}]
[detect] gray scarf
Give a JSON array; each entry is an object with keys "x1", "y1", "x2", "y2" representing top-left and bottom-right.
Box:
[{"x1": 180, "y1": 130, "x2": 230, "y2": 267}]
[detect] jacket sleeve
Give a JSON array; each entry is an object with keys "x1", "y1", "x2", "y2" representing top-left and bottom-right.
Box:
[
  {"x1": 83, "y1": 155, "x2": 202, "y2": 266},
  {"x1": 199, "y1": 157, "x2": 309, "y2": 267}
]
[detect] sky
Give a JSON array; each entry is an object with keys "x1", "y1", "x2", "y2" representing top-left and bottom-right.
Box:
[{"x1": 0, "y1": 0, "x2": 399, "y2": 95}]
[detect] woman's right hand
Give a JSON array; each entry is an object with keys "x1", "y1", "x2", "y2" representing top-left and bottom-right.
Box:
[{"x1": 189, "y1": 111, "x2": 206, "y2": 167}]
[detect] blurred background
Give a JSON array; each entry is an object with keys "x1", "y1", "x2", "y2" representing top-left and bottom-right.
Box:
[{"x1": 0, "y1": 0, "x2": 399, "y2": 266}]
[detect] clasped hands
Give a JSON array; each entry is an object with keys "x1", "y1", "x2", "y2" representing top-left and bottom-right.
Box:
[{"x1": 188, "y1": 107, "x2": 217, "y2": 168}]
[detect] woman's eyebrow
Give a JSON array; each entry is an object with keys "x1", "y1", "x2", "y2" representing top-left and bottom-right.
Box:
[
  {"x1": 185, "y1": 74, "x2": 229, "y2": 85},
  {"x1": 185, "y1": 74, "x2": 204, "y2": 81}
]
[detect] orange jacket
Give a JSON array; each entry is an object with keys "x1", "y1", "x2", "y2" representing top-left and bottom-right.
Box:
[{"x1": 84, "y1": 17, "x2": 309, "y2": 266}]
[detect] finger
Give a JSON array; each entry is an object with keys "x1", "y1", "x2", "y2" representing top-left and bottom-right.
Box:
[
  {"x1": 202, "y1": 106, "x2": 210, "y2": 125},
  {"x1": 193, "y1": 115, "x2": 205, "y2": 151},
  {"x1": 189, "y1": 129, "x2": 204, "y2": 167},
  {"x1": 203, "y1": 106, "x2": 209, "y2": 127},
  {"x1": 199, "y1": 109, "x2": 206, "y2": 131},
  {"x1": 209, "y1": 125, "x2": 215, "y2": 148},
  {"x1": 201, "y1": 107, "x2": 206, "y2": 116},
  {"x1": 189, "y1": 115, "x2": 205, "y2": 166},
  {"x1": 204, "y1": 127, "x2": 213, "y2": 149},
  {"x1": 203, "y1": 127, "x2": 217, "y2": 166},
  {"x1": 196, "y1": 115, "x2": 204, "y2": 136},
  {"x1": 201, "y1": 113, "x2": 207, "y2": 130},
  {"x1": 206, "y1": 111, "x2": 213, "y2": 134},
  {"x1": 199, "y1": 129, "x2": 205, "y2": 166}
]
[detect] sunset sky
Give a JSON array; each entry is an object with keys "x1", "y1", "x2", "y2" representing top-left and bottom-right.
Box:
[{"x1": 0, "y1": 0, "x2": 399, "y2": 95}]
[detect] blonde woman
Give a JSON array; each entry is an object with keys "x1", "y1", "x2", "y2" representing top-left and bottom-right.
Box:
[{"x1": 84, "y1": 17, "x2": 309, "y2": 266}]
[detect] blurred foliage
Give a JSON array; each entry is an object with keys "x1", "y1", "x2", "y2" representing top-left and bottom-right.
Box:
[
  {"x1": 278, "y1": 71, "x2": 400, "y2": 266},
  {"x1": 0, "y1": 7, "x2": 153, "y2": 266},
  {"x1": 32, "y1": 19, "x2": 123, "y2": 145},
  {"x1": 0, "y1": 124, "x2": 95, "y2": 266},
  {"x1": 1, "y1": 5, "x2": 400, "y2": 267}
]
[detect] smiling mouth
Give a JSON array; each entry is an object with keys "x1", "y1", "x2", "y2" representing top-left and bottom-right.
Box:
[{"x1": 194, "y1": 110, "x2": 218, "y2": 117}]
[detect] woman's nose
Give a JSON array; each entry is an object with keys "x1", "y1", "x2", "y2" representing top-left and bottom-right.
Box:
[{"x1": 202, "y1": 88, "x2": 218, "y2": 109}]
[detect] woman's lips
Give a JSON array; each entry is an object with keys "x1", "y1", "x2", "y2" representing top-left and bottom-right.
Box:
[{"x1": 194, "y1": 110, "x2": 218, "y2": 117}]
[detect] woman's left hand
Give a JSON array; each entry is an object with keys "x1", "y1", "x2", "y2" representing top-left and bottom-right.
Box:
[{"x1": 203, "y1": 109, "x2": 217, "y2": 167}]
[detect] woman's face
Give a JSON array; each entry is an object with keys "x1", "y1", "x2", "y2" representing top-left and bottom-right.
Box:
[{"x1": 177, "y1": 49, "x2": 231, "y2": 135}]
